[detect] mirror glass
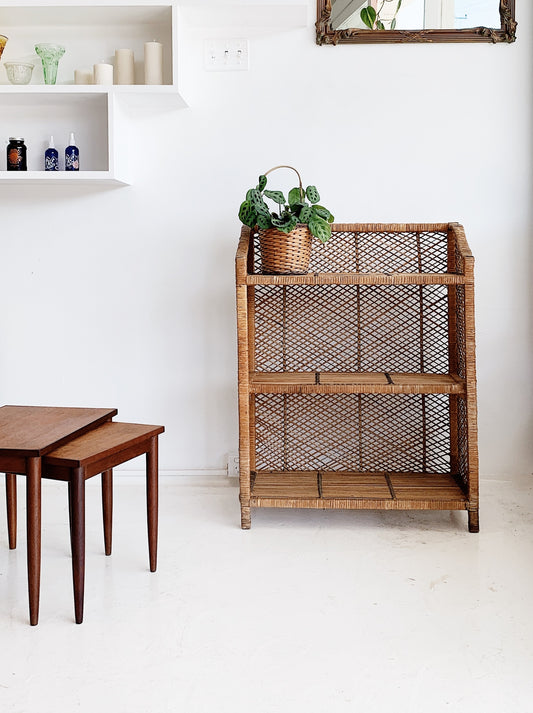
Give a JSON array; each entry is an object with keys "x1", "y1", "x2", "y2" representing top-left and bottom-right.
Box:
[
  {"x1": 330, "y1": 0, "x2": 501, "y2": 32},
  {"x1": 317, "y1": 0, "x2": 516, "y2": 43}
]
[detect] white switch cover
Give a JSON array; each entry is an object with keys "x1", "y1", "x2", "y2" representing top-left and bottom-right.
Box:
[{"x1": 204, "y1": 39, "x2": 249, "y2": 71}]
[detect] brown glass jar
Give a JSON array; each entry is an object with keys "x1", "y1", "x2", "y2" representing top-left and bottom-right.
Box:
[{"x1": 7, "y1": 137, "x2": 27, "y2": 171}]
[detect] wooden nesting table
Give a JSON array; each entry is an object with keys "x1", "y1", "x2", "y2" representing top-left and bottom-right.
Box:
[
  {"x1": 0, "y1": 405, "x2": 117, "y2": 625},
  {"x1": 40, "y1": 421, "x2": 164, "y2": 624},
  {"x1": 2, "y1": 407, "x2": 165, "y2": 625}
]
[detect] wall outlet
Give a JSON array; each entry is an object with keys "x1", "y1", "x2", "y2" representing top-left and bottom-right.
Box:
[
  {"x1": 204, "y1": 39, "x2": 249, "y2": 72},
  {"x1": 227, "y1": 451, "x2": 240, "y2": 477}
]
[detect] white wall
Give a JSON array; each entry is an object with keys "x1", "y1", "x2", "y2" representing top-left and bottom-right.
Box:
[{"x1": 0, "y1": 1, "x2": 531, "y2": 479}]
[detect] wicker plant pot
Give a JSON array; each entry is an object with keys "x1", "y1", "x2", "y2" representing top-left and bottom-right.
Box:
[{"x1": 258, "y1": 224, "x2": 312, "y2": 275}]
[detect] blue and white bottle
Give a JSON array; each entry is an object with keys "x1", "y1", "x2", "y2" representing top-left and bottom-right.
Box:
[
  {"x1": 65, "y1": 132, "x2": 79, "y2": 171},
  {"x1": 44, "y1": 135, "x2": 59, "y2": 171}
]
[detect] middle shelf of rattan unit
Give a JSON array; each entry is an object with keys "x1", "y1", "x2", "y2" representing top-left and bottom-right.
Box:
[{"x1": 249, "y1": 372, "x2": 465, "y2": 394}]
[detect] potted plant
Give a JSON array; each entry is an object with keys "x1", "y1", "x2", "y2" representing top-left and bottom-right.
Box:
[{"x1": 238, "y1": 165, "x2": 334, "y2": 274}]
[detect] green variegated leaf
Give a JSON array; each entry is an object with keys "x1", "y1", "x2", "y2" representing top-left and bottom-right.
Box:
[
  {"x1": 256, "y1": 213, "x2": 271, "y2": 230},
  {"x1": 376, "y1": 19, "x2": 385, "y2": 30},
  {"x1": 250, "y1": 189, "x2": 265, "y2": 212},
  {"x1": 257, "y1": 175, "x2": 267, "y2": 191},
  {"x1": 390, "y1": 18, "x2": 397, "y2": 29},
  {"x1": 308, "y1": 216, "x2": 331, "y2": 243},
  {"x1": 255, "y1": 200, "x2": 271, "y2": 217},
  {"x1": 288, "y1": 186, "x2": 305, "y2": 205},
  {"x1": 264, "y1": 190, "x2": 286, "y2": 205},
  {"x1": 246, "y1": 188, "x2": 254, "y2": 201},
  {"x1": 298, "y1": 205, "x2": 313, "y2": 224},
  {"x1": 313, "y1": 205, "x2": 334, "y2": 223},
  {"x1": 279, "y1": 215, "x2": 298, "y2": 234},
  {"x1": 290, "y1": 202, "x2": 305, "y2": 213},
  {"x1": 271, "y1": 214, "x2": 289, "y2": 228},
  {"x1": 238, "y1": 201, "x2": 257, "y2": 228},
  {"x1": 306, "y1": 185, "x2": 320, "y2": 204}
]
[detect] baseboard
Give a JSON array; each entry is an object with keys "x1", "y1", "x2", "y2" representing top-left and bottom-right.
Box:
[{"x1": 113, "y1": 468, "x2": 232, "y2": 485}]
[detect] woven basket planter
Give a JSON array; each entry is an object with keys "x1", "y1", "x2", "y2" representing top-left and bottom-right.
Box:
[{"x1": 258, "y1": 224, "x2": 312, "y2": 275}]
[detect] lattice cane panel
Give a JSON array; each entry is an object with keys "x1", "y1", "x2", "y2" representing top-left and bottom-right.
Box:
[
  {"x1": 252, "y1": 229, "x2": 450, "y2": 275},
  {"x1": 254, "y1": 285, "x2": 450, "y2": 373},
  {"x1": 254, "y1": 393, "x2": 451, "y2": 473},
  {"x1": 358, "y1": 285, "x2": 449, "y2": 373},
  {"x1": 455, "y1": 285, "x2": 466, "y2": 379},
  {"x1": 456, "y1": 395, "x2": 469, "y2": 489}
]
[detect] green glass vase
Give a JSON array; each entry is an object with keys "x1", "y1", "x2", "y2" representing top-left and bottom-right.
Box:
[{"x1": 35, "y1": 43, "x2": 65, "y2": 85}]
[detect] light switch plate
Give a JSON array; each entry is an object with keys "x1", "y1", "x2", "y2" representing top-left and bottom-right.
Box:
[{"x1": 204, "y1": 39, "x2": 249, "y2": 72}]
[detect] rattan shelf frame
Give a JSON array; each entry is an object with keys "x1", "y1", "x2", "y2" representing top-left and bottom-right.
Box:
[{"x1": 236, "y1": 222, "x2": 479, "y2": 532}]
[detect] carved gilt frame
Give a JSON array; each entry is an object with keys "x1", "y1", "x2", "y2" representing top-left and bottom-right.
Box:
[{"x1": 316, "y1": 0, "x2": 517, "y2": 44}]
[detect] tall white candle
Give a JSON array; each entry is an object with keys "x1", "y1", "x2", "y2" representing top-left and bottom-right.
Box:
[
  {"x1": 144, "y1": 41, "x2": 163, "y2": 85},
  {"x1": 94, "y1": 61, "x2": 113, "y2": 85},
  {"x1": 115, "y1": 48, "x2": 134, "y2": 85},
  {"x1": 74, "y1": 68, "x2": 93, "y2": 85}
]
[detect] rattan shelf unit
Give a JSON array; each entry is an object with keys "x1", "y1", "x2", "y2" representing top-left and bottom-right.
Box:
[{"x1": 235, "y1": 223, "x2": 479, "y2": 532}]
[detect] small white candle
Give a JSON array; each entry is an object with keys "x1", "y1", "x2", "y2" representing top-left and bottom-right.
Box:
[
  {"x1": 144, "y1": 41, "x2": 163, "y2": 85},
  {"x1": 74, "y1": 68, "x2": 93, "y2": 85},
  {"x1": 115, "y1": 48, "x2": 134, "y2": 85},
  {"x1": 94, "y1": 61, "x2": 113, "y2": 85}
]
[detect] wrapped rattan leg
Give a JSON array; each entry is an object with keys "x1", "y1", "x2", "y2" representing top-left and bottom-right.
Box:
[
  {"x1": 468, "y1": 508, "x2": 479, "y2": 533},
  {"x1": 241, "y1": 505, "x2": 251, "y2": 530}
]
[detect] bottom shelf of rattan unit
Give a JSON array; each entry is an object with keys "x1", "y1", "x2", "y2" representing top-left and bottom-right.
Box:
[{"x1": 250, "y1": 471, "x2": 467, "y2": 510}]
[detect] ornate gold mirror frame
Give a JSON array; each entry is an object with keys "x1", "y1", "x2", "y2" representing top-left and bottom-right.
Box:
[{"x1": 316, "y1": 0, "x2": 516, "y2": 44}]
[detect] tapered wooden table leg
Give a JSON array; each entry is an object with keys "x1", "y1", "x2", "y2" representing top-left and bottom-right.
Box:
[
  {"x1": 101, "y1": 469, "x2": 113, "y2": 556},
  {"x1": 69, "y1": 467, "x2": 86, "y2": 625},
  {"x1": 146, "y1": 436, "x2": 158, "y2": 572},
  {"x1": 6, "y1": 473, "x2": 17, "y2": 550},
  {"x1": 26, "y1": 457, "x2": 41, "y2": 626}
]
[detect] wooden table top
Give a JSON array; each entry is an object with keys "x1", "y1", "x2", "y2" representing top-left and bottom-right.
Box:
[
  {"x1": 44, "y1": 421, "x2": 165, "y2": 468},
  {"x1": 0, "y1": 406, "x2": 118, "y2": 457}
]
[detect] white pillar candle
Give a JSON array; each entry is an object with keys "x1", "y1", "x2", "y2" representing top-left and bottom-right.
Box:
[
  {"x1": 115, "y1": 48, "x2": 134, "y2": 85},
  {"x1": 144, "y1": 41, "x2": 163, "y2": 85},
  {"x1": 74, "y1": 68, "x2": 93, "y2": 85},
  {"x1": 94, "y1": 61, "x2": 113, "y2": 85}
]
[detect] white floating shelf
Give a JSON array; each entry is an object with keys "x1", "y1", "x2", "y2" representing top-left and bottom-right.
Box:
[
  {"x1": 0, "y1": 2, "x2": 185, "y2": 185},
  {"x1": 0, "y1": 170, "x2": 128, "y2": 185},
  {"x1": 0, "y1": 84, "x2": 188, "y2": 111}
]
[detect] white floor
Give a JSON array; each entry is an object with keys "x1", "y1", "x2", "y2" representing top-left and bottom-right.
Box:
[{"x1": 0, "y1": 476, "x2": 532, "y2": 713}]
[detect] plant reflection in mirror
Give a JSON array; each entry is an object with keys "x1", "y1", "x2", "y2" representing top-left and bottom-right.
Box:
[{"x1": 361, "y1": 0, "x2": 402, "y2": 30}]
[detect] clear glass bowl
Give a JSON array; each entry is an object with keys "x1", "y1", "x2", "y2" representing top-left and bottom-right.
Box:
[{"x1": 4, "y1": 61, "x2": 34, "y2": 85}]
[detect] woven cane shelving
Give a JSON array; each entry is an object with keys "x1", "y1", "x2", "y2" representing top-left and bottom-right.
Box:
[{"x1": 235, "y1": 223, "x2": 479, "y2": 532}]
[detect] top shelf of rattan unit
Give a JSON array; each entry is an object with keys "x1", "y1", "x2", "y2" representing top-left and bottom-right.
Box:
[
  {"x1": 245, "y1": 272, "x2": 467, "y2": 286},
  {"x1": 236, "y1": 222, "x2": 474, "y2": 285}
]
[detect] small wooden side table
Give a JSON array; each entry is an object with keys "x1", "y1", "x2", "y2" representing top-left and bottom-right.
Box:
[
  {"x1": 41, "y1": 421, "x2": 164, "y2": 623},
  {"x1": 0, "y1": 405, "x2": 117, "y2": 625}
]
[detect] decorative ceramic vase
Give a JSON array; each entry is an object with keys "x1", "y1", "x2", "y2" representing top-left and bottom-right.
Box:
[
  {"x1": 35, "y1": 43, "x2": 65, "y2": 85},
  {"x1": 4, "y1": 62, "x2": 34, "y2": 85},
  {"x1": 0, "y1": 35, "x2": 7, "y2": 61}
]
